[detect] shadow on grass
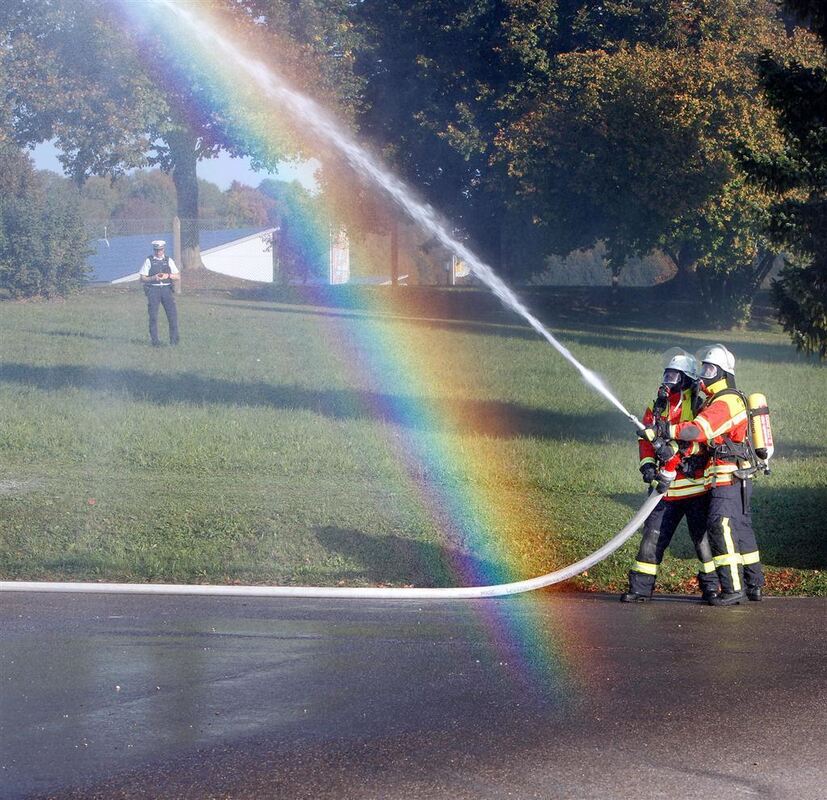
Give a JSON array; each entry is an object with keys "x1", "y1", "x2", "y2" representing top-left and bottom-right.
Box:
[
  {"x1": 553, "y1": 328, "x2": 812, "y2": 366},
  {"x1": 314, "y1": 526, "x2": 506, "y2": 587},
  {"x1": 216, "y1": 286, "x2": 810, "y2": 364},
  {"x1": 753, "y1": 485, "x2": 827, "y2": 570},
  {"x1": 208, "y1": 300, "x2": 540, "y2": 342},
  {"x1": 0, "y1": 362, "x2": 631, "y2": 442},
  {"x1": 18, "y1": 328, "x2": 148, "y2": 346},
  {"x1": 613, "y1": 486, "x2": 827, "y2": 571}
]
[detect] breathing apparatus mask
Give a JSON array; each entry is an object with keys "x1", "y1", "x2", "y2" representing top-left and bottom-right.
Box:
[
  {"x1": 662, "y1": 368, "x2": 692, "y2": 392},
  {"x1": 695, "y1": 344, "x2": 735, "y2": 394},
  {"x1": 659, "y1": 348, "x2": 698, "y2": 397}
]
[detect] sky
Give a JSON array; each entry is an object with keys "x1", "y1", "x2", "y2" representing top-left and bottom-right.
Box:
[{"x1": 28, "y1": 140, "x2": 318, "y2": 191}]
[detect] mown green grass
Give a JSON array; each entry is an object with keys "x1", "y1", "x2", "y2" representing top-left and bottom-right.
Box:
[{"x1": 1, "y1": 284, "x2": 825, "y2": 594}]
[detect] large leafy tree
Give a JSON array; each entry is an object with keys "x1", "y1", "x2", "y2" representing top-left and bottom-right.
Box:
[
  {"x1": 1, "y1": 0, "x2": 361, "y2": 269},
  {"x1": 744, "y1": 0, "x2": 827, "y2": 357},
  {"x1": 352, "y1": 0, "x2": 564, "y2": 276},
  {"x1": 352, "y1": 0, "x2": 797, "y2": 322},
  {"x1": 498, "y1": 1, "x2": 799, "y2": 324}
]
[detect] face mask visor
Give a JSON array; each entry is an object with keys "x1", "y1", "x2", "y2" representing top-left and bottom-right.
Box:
[
  {"x1": 662, "y1": 369, "x2": 683, "y2": 389},
  {"x1": 699, "y1": 362, "x2": 720, "y2": 381}
]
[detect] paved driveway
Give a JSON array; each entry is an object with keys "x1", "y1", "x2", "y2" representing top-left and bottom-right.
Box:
[{"x1": 1, "y1": 592, "x2": 825, "y2": 799}]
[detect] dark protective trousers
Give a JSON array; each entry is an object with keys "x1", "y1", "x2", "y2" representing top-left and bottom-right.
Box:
[
  {"x1": 707, "y1": 478, "x2": 764, "y2": 595},
  {"x1": 146, "y1": 285, "x2": 179, "y2": 345},
  {"x1": 628, "y1": 493, "x2": 718, "y2": 597}
]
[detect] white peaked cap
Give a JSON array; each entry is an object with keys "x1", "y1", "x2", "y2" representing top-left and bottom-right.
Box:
[{"x1": 151, "y1": 240, "x2": 166, "y2": 248}]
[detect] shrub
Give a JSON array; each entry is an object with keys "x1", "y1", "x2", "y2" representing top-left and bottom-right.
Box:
[{"x1": 0, "y1": 146, "x2": 89, "y2": 299}]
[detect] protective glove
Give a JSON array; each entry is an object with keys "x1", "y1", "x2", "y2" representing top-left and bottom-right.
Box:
[
  {"x1": 655, "y1": 469, "x2": 676, "y2": 494},
  {"x1": 638, "y1": 418, "x2": 670, "y2": 442},
  {"x1": 654, "y1": 438, "x2": 679, "y2": 464},
  {"x1": 640, "y1": 463, "x2": 657, "y2": 485}
]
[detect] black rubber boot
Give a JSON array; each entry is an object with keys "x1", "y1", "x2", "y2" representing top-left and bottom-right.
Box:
[
  {"x1": 746, "y1": 587, "x2": 762, "y2": 601},
  {"x1": 709, "y1": 591, "x2": 746, "y2": 606},
  {"x1": 620, "y1": 592, "x2": 650, "y2": 603},
  {"x1": 701, "y1": 590, "x2": 719, "y2": 604}
]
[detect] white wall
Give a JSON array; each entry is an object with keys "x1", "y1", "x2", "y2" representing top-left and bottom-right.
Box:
[{"x1": 202, "y1": 229, "x2": 275, "y2": 283}]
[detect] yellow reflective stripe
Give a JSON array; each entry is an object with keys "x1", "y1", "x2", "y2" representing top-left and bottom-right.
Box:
[
  {"x1": 671, "y1": 478, "x2": 706, "y2": 488},
  {"x1": 694, "y1": 414, "x2": 715, "y2": 441},
  {"x1": 706, "y1": 463, "x2": 738, "y2": 475},
  {"x1": 721, "y1": 517, "x2": 742, "y2": 592},
  {"x1": 639, "y1": 457, "x2": 657, "y2": 467},
  {"x1": 742, "y1": 551, "x2": 761, "y2": 565},
  {"x1": 700, "y1": 561, "x2": 716, "y2": 574},
  {"x1": 667, "y1": 485, "x2": 708, "y2": 498},
  {"x1": 633, "y1": 561, "x2": 658, "y2": 576},
  {"x1": 706, "y1": 476, "x2": 735, "y2": 487},
  {"x1": 714, "y1": 553, "x2": 743, "y2": 567}
]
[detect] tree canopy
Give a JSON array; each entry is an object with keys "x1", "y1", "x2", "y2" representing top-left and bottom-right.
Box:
[{"x1": 1, "y1": 0, "x2": 361, "y2": 269}]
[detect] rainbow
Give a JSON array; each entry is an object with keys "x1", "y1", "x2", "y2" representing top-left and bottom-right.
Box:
[{"x1": 113, "y1": 0, "x2": 609, "y2": 686}]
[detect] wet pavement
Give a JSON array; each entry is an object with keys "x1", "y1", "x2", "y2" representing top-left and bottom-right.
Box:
[{"x1": 1, "y1": 591, "x2": 825, "y2": 799}]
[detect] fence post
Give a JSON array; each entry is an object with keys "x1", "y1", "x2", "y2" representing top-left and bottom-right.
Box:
[
  {"x1": 391, "y1": 218, "x2": 399, "y2": 287},
  {"x1": 271, "y1": 225, "x2": 281, "y2": 285},
  {"x1": 172, "y1": 216, "x2": 182, "y2": 294}
]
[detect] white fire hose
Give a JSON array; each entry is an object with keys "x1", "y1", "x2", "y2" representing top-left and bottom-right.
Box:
[{"x1": 0, "y1": 492, "x2": 661, "y2": 599}]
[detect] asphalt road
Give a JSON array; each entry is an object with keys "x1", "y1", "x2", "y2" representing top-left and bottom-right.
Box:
[{"x1": 1, "y1": 591, "x2": 825, "y2": 799}]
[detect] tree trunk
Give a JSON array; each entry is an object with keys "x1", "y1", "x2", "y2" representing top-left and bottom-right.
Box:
[
  {"x1": 656, "y1": 243, "x2": 700, "y2": 294},
  {"x1": 167, "y1": 129, "x2": 203, "y2": 271}
]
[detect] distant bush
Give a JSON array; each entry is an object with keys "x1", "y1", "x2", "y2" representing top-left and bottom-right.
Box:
[
  {"x1": 0, "y1": 146, "x2": 89, "y2": 299},
  {"x1": 530, "y1": 241, "x2": 676, "y2": 287}
]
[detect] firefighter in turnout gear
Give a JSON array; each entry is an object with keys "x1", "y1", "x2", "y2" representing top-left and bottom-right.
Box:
[
  {"x1": 640, "y1": 344, "x2": 765, "y2": 606},
  {"x1": 622, "y1": 349, "x2": 718, "y2": 603}
]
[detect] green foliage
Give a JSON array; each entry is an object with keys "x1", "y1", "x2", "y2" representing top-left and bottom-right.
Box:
[
  {"x1": 0, "y1": 146, "x2": 88, "y2": 299},
  {"x1": 744, "y1": 7, "x2": 827, "y2": 358},
  {"x1": 259, "y1": 178, "x2": 329, "y2": 280},
  {"x1": 500, "y1": 2, "x2": 789, "y2": 296}
]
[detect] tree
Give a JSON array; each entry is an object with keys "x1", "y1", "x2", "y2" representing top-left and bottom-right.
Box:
[
  {"x1": 744, "y1": 2, "x2": 827, "y2": 357},
  {"x1": 1, "y1": 0, "x2": 362, "y2": 270},
  {"x1": 224, "y1": 181, "x2": 278, "y2": 227},
  {"x1": 259, "y1": 178, "x2": 328, "y2": 281},
  {"x1": 497, "y1": 1, "x2": 796, "y2": 324},
  {"x1": 352, "y1": 0, "x2": 563, "y2": 275},
  {"x1": 0, "y1": 145, "x2": 88, "y2": 298}
]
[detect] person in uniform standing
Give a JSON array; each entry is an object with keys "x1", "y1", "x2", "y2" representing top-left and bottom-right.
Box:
[{"x1": 139, "y1": 240, "x2": 180, "y2": 347}]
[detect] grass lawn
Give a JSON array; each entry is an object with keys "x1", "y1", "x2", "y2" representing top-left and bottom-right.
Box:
[{"x1": 1, "y1": 281, "x2": 825, "y2": 595}]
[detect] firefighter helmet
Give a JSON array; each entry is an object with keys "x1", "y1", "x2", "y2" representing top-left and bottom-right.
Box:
[
  {"x1": 661, "y1": 347, "x2": 699, "y2": 381},
  {"x1": 696, "y1": 343, "x2": 736, "y2": 378}
]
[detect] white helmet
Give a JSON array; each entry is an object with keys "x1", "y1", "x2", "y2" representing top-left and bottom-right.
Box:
[
  {"x1": 661, "y1": 347, "x2": 699, "y2": 381},
  {"x1": 696, "y1": 343, "x2": 736, "y2": 377}
]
